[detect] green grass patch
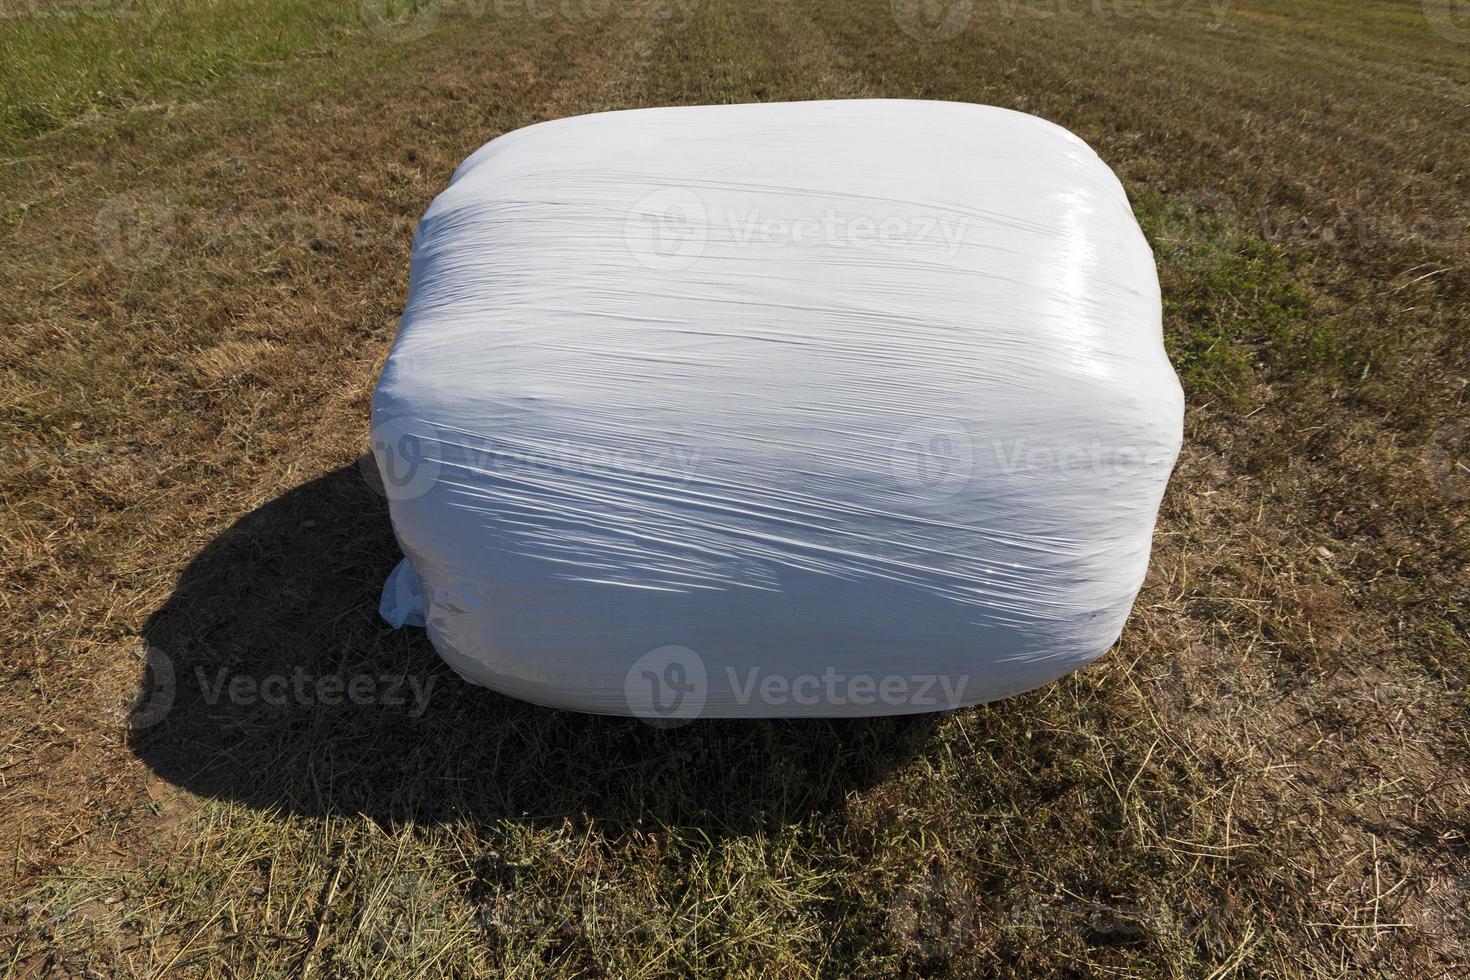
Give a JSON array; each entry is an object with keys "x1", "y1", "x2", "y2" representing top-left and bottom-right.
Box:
[
  {"x1": 639, "y1": 0, "x2": 784, "y2": 105},
  {"x1": 0, "y1": 0, "x2": 437, "y2": 151},
  {"x1": 1134, "y1": 188, "x2": 1315, "y2": 402}
]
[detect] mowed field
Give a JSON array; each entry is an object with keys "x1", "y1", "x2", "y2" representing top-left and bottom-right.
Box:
[{"x1": 3, "y1": 0, "x2": 1468, "y2": 975}]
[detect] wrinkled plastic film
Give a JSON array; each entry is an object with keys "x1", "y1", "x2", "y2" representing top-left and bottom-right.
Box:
[{"x1": 372, "y1": 99, "x2": 1183, "y2": 718}]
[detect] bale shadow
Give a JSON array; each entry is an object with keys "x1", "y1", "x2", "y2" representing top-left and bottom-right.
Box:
[{"x1": 131, "y1": 463, "x2": 942, "y2": 837}]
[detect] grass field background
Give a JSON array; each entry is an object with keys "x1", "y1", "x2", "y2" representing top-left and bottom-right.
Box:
[{"x1": 2, "y1": 0, "x2": 1467, "y2": 975}]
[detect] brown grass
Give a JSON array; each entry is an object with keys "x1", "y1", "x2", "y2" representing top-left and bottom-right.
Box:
[{"x1": 2, "y1": 0, "x2": 1467, "y2": 976}]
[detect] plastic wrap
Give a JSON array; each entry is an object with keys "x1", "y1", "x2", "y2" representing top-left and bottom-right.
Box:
[{"x1": 371, "y1": 99, "x2": 1182, "y2": 720}]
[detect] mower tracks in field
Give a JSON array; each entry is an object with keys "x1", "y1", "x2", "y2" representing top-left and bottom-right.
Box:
[{"x1": 0, "y1": 4, "x2": 675, "y2": 877}]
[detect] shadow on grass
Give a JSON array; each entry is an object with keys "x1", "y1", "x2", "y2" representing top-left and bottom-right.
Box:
[{"x1": 130, "y1": 464, "x2": 940, "y2": 836}]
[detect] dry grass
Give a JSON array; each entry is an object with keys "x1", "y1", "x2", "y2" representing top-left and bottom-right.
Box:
[{"x1": 2, "y1": 0, "x2": 1467, "y2": 976}]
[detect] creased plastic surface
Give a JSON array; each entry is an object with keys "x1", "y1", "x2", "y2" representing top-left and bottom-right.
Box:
[{"x1": 372, "y1": 99, "x2": 1183, "y2": 719}]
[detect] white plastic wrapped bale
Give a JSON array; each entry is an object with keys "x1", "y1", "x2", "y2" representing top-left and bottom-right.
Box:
[{"x1": 371, "y1": 99, "x2": 1183, "y2": 721}]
